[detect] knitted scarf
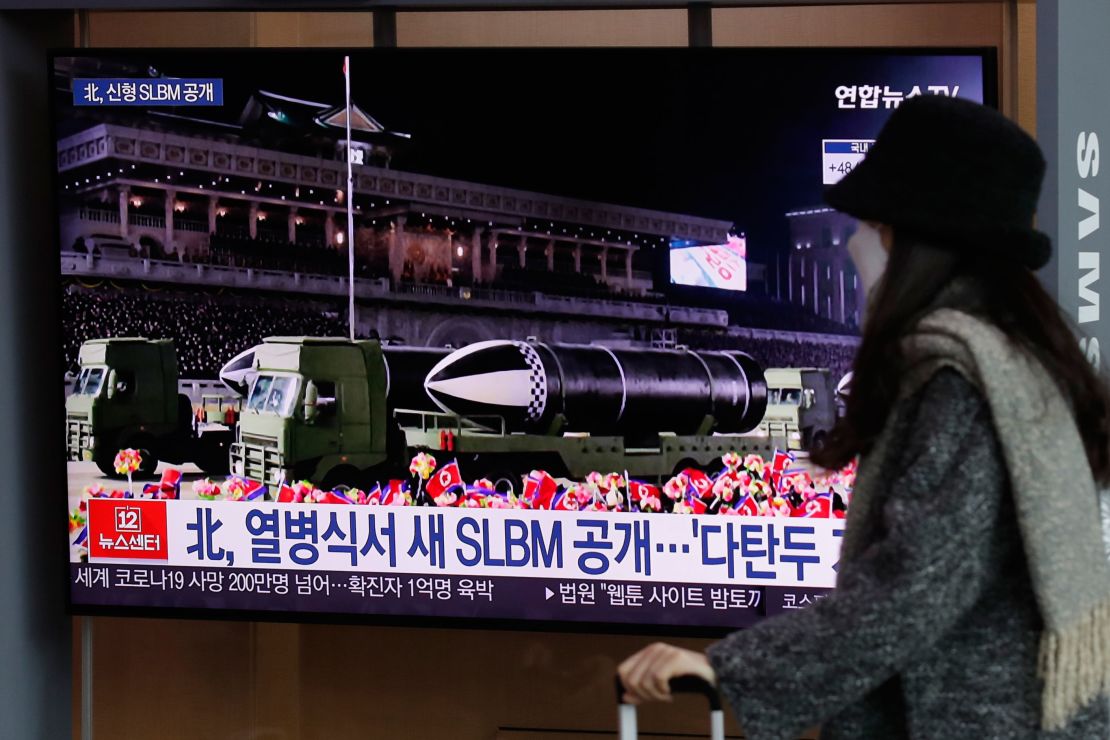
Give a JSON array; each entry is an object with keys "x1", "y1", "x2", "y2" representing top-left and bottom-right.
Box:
[{"x1": 839, "y1": 304, "x2": 1110, "y2": 731}]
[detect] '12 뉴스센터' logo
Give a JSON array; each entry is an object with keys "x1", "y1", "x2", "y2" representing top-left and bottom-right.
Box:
[{"x1": 88, "y1": 499, "x2": 169, "y2": 560}]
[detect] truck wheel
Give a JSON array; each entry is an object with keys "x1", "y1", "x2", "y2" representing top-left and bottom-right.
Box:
[
  {"x1": 94, "y1": 455, "x2": 122, "y2": 479},
  {"x1": 360, "y1": 462, "x2": 401, "y2": 492},
  {"x1": 198, "y1": 452, "x2": 230, "y2": 477},
  {"x1": 321, "y1": 465, "x2": 360, "y2": 491},
  {"x1": 671, "y1": 459, "x2": 700, "y2": 478},
  {"x1": 809, "y1": 431, "x2": 828, "y2": 454},
  {"x1": 99, "y1": 440, "x2": 157, "y2": 479},
  {"x1": 127, "y1": 439, "x2": 158, "y2": 479}
]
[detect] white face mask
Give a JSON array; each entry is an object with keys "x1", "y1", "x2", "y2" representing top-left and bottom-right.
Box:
[{"x1": 847, "y1": 222, "x2": 889, "y2": 304}]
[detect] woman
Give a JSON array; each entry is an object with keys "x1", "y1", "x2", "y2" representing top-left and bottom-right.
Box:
[{"x1": 618, "y1": 95, "x2": 1110, "y2": 738}]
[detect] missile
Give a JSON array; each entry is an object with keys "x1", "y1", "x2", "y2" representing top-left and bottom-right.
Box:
[
  {"x1": 219, "y1": 346, "x2": 256, "y2": 397},
  {"x1": 381, "y1": 345, "x2": 452, "y2": 412},
  {"x1": 424, "y1": 340, "x2": 767, "y2": 436},
  {"x1": 836, "y1": 371, "x2": 853, "y2": 397}
]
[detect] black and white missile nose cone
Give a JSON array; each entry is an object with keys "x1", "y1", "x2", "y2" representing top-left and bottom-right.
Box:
[
  {"x1": 424, "y1": 340, "x2": 548, "y2": 423},
  {"x1": 219, "y1": 347, "x2": 256, "y2": 397},
  {"x1": 836, "y1": 371, "x2": 853, "y2": 397}
]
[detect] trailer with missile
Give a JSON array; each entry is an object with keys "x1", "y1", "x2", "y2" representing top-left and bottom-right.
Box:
[
  {"x1": 228, "y1": 336, "x2": 790, "y2": 492},
  {"x1": 65, "y1": 338, "x2": 234, "y2": 477}
]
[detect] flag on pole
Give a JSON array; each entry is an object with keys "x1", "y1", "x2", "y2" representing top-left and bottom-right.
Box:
[
  {"x1": 769, "y1": 449, "x2": 795, "y2": 490},
  {"x1": 427, "y1": 460, "x2": 464, "y2": 499},
  {"x1": 802, "y1": 492, "x2": 835, "y2": 518},
  {"x1": 343, "y1": 54, "x2": 356, "y2": 341},
  {"x1": 734, "y1": 493, "x2": 760, "y2": 517},
  {"x1": 522, "y1": 470, "x2": 558, "y2": 509}
]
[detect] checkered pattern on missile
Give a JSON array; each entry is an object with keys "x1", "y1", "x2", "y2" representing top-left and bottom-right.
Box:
[{"x1": 517, "y1": 342, "x2": 547, "y2": 421}]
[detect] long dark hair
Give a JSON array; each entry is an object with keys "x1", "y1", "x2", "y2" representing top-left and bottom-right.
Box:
[{"x1": 810, "y1": 229, "x2": 1110, "y2": 485}]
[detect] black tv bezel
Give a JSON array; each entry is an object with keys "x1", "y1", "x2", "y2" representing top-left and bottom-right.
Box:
[{"x1": 52, "y1": 45, "x2": 998, "y2": 636}]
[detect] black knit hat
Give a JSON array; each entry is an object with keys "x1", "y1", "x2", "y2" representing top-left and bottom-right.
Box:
[{"x1": 824, "y1": 95, "x2": 1051, "y2": 270}]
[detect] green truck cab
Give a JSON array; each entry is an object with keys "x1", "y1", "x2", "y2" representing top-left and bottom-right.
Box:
[
  {"x1": 759, "y1": 367, "x2": 838, "y2": 452},
  {"x1": 65, "y1": 338, "x2": 233, "y2": 477},
  {"x1": 229, "y1": 337, "x2": 398, "y2": 489}
]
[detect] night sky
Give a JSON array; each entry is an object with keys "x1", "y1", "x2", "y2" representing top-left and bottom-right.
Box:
[{"x1": 55, "y1": 48, "x2": 992, "y2": 271}]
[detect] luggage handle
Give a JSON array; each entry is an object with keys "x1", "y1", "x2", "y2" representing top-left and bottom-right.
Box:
[{"x1": 614, "y1": 675, "x2": 725, "y2": 740}]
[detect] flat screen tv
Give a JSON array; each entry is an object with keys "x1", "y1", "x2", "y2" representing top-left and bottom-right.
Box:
[{"x1": 56, "y1": 47, "x2": 994, "y2": 631}]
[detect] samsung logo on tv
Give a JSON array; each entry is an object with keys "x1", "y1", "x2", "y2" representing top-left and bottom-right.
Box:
[{"x1": 1077, "y1": 131, "x2": 1101, "y2": 368}]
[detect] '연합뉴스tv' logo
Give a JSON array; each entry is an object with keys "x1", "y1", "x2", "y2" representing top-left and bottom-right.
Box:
[{"x1": 88, "y1": 499, "x2": 169, "y2": 560}]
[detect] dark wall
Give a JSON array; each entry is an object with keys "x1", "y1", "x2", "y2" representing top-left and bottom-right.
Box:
[{"x1": 0, "y1": 10, "x2": 75, "y2": 740}]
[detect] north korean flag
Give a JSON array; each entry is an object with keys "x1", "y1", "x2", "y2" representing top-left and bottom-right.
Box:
[
  {"x1": 628, "y1": 480, "x2": 661, "y2": 509},
  {"x1": 276, "y1": 484, "x2": 297, "y2": 503},
  {"x1": 523, "y1": 470, "x2": 558, "y2": 509},
  {"x1": 680, "y1": 468, "x2": 713, "y2": 499},
  {"x1": 802, "y1": 493, "x2": 834, "y2": 518},
  {"x1": 427, "y1": 460, "x2": 464, "y2": 499},
  {"x1": 318, "y1": 490, "x2": 356, "y2": 505},
  {"x1": 142, "y1": 468, "x2": 182, "y2": 500},
  {"x1": 245, "y1": 479, "x2": 267, "y2": 501},
  {"x1": 362, "y1": 483, "x2": 382, "y2": 505},
  {"x1": 551, "y1": 489, "x2": 578, "y2": 511},
  {"x1": 381, "y1": 480, "x2": 410, "y2": 505},
  {"x1": 769, "y1": 450, "x2": 795, "y2": 490},
  {"x1": 734, "y1": 494, "x2": 761, "y2": 517}
]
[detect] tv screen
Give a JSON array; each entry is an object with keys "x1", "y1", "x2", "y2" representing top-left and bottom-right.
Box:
[
  {"x1": 57, "y1": 47, "x2": 993, "y2": 630},
  {"x1": 670, "y1": 234, "x2": 748, "y2": 292}
]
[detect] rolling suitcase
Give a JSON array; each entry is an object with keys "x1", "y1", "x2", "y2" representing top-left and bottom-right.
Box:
[{"x1": 615, "y1": 675, "x2": 725, "y2": 740}]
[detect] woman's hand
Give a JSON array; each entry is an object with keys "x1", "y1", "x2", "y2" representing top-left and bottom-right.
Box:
[{"x1": 617, "y1": 642, "x2": 717, "y2": 705}]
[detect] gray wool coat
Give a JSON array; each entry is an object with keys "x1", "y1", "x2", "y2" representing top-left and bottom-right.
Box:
[{"x1": 706, "y1": 369, "x2": 1110, "y2": 739}]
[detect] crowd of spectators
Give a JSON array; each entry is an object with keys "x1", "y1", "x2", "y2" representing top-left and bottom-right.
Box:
[
  {"x1": 63, "y1": 286, "x2": 348, "y2": 379},
  {"x1": 73, "y1": 228, "x2": 860, "y2": 339}
]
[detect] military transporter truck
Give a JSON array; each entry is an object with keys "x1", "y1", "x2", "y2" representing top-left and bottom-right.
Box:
[
  {"x1": 65, "y1": 338, "x2": 234, "y2": 477},
  {"x1": 229, "y1": 336, "x2": 785, "y2": 493},
  {"x1": 759, "y1": 367, "x2": 838, "y2": 453}
]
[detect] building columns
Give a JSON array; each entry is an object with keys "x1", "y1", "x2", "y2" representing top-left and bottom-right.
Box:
[
  {"x1": 164, "y1": 188, "x2": 176, "y2": 255},
  {"x1": 625, "y1": 248, "x2": 634, "y2": 284},
  {"x1": 546, "y1": 239, "x2": 554, "y2": 272},
  {"x1": 389, "y1": 215, "x2": 406, "y2": 283},
  {"x1": 600, "y1": 246, "x2": 609, "y2": 282},
  {"x1": 488, "y1": 233, "x2": 499, "y2": 281},
  {"x1": 573, "y1": 243, "x2": 582, "y2": 273},
  {"x1": 207, "y1": 195, "x2": 218, "y2": 234},
  {"x1": 248, "y1": 201, "x2": 259, "y2": 240},
  {"x1": 787, "y1": 253, "x2": 794, "y2": 302},
  {"x1": 324, "y1": 211, "x2": 335, "y2": 247},
  {"x1": 813, "y1": 265, "x2": 820, "y2": 315},
  {"x1": 118, "y1": 185, "x2": 130, "y2": 240},
  {"x1": 471, "y1": 228, "x2": 483, "y2": 283},
  {"x1": 836, "y1": 260, "x2": 846, "y2": 324},
  {"x1": 287, "y1": 207, "x2": 298, "y2": 244},
  {"x1": 517, "y1": 235, "x2": 527, "y2": 269}
]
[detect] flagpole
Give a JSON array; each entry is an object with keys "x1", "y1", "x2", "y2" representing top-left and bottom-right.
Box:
[{"x1": 344, "y1": 54, "x2": 356, "y2": 342}]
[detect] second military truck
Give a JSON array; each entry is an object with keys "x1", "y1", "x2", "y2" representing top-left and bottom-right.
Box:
[{"x1": 66, "y1": 338, "x2": 235, "y2": 477}]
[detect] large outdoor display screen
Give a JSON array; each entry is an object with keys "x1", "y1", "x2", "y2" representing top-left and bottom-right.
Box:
[{"x1": 58, "y1": 48, "x2": 992, "y2": 630}]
